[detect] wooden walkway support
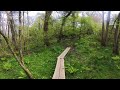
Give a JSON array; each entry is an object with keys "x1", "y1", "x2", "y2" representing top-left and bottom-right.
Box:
[{"x1": 52, "y1": 47, "x2": 71, "y2": 79}]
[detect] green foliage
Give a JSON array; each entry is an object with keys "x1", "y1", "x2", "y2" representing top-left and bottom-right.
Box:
[
  {"x1": 112, "y1": 56, "x2": 120, "y2": 60},
  {"x1": 51, "y1": 44, "x2": 63, "y2": 54},
  {"x1": 80, "y1": 65, "x2": 92, "y2": 72},
  {"x1": 0, "y1": 57, "x2": 6, "y2": 61},
  {"x1": 79, "y1": 16, "x2": 101, "y2": 35},
  {"x1": 3, "y1": 62, "x2": 12, "y2": 71},
  {"x1": 18, "y1": 71, "x2": 26, "y2": 79},
  {"x1": 111, "y1": 56, "x2": 120, "y2": 70},
  {"x1": 66, "y1": 64, "x2": 79, "y2": 74}
]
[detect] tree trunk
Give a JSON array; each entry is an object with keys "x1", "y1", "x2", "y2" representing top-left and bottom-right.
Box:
[
  {"x1": 72, "y1": 11, "x2": 76, "y2": 31},
  {"x1": 6, "y1": 14, "x2": 10, "y2": 39},
  {"x1": 58, "y1": 17, "x2": 66, "y2": 42},
  {"x1": 113, "y1": 13, "x2": 120, "y2": 55},
  {"x1": 0, "y1": 30, "x2": 34, "y2": 79},
  {"x1": 104, "y1": 11, "x2": 111, "y2": 46},
  {"x1": 26, "y1": 11, "x2": 29, "y2": 51},
  {"x1": 0, "y1": 11, "x2": 2, "y2": 40},
  {"x1": 43, "y1": 11, "x2": 52, "y2": 46},
  {"x1": 6, "y1": 11, "x2": 17, "y2": 50},
  {"x1": 22, "y1": 11, "x2": 26, "y2": 52},
  {"x1": 19, "y1": 11, "x2": 24, "y2": 64},
  {"x1": 58, "y1": 11, "x2": 72, "y2": 42},
  {"x1": 8, "y1": 24, "x2": 10, "y2": 39},
  {"x1": 101, "y1": 11, "x2": 105, "y2": 46}
]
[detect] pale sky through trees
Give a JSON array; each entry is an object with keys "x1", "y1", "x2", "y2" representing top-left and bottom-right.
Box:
[
  {"x1": 29, "y1": 11, "x2": 120, "y2": 16},
  {"x1": 1, "y1": 11, "x2": 120, "y2": 32}
]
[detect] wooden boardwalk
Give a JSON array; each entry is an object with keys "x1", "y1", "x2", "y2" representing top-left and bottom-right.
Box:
[{"x1": 52, "y1": 47, "x2": 71, "y2": 79}]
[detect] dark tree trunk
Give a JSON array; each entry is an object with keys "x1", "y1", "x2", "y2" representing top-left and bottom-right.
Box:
[
  {"x1": 101, "y1": 11, "x2": 105, "y2": 46},
  {"x1": 72, "y1": 11, "x2": 76, "y2": 31},
  {"x1": 43, "y1": 11, "x2": 52, "y2": 46},
  {"x1": 104, "y1": 11, "x2": 111, "y2": 46},
  {"x1": 58, "y1": 11, "x2": 72, "y2": 42},
  {"x1": 113, "y1": 13, "x2": 120, "y2": 55},
  {"x1": 22, "y1": 11, "x2": 26, "y2": 51},
  {"x1": 58, "y1": 17, "x2": 66, "y2": 42}
]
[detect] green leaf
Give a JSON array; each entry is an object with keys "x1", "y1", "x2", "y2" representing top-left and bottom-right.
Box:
[
  {"x1": 1, "y1": 57, "x2": 6, "y2": 61},
  {"x1": 112, "y1": 56, "x2": 120, "y2": 60},
  {"x1": 3, "y1": 62, "x2": 12, "y2": 70}
]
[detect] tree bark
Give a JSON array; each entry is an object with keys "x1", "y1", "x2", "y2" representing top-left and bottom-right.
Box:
[
  {"x1": 0, "y1": 11, "x2": 2, "y2": 39},
  {"x1": 113, "y1": 13, "x2": 120, "y2": 55},
  {"x1": 101, "y1": 11, "x2": 105, "y2": 46},
  {"x1": 43, "y1": 11, "x2": 52, "y2": 46},
  {"x1": 22, "y1": 11, "x2": 26, "y2": 51},
  {"x1": 104, "y1": 11, "x2": 111, "y2": 46},
  {"x1": 6, "y1": 11, "x2": 17, "y2": 50},
  {"x1": 72, "y1": 11, "x2": 76, "y2": 31},
  {"x1": 19, "y1": 11, "x2": 24, "y2": 64},
  {"x1": 26, "y1": 11, "x2": 29, "y2": 51},
  {"x1": 58, "y1": 11, "x2": 72, "y2": 42}
]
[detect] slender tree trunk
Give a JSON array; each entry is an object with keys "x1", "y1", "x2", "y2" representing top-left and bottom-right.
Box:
[
  {"x1": 58, "y1": 11, "x2": 72, "y2": 42},
  {"x1": 1, "y1": 13, "x2": 4, "y2": 33},
  {"x1": 0, "y1": 11, "x2": 1, "y2": 39},
  {"x1": 22, "y1": 11, "x2": 26, "y2": 51},
  {"x1": 26, "y1": 11, "x2": 29, "y2": 51},
  {"x1": 6, "y1": 14, "x2": 10, "y2": 39},
  {"x1": 104, "y1": 11, "x2": 111, "y2": 46},
  {"x1": 101, "y1": 11, "x2": 105, "y2": 46},
  {"x1": 113, "y1": 13, "x2": 120, "y2": 55},
  {"x1": 72, "y1": 11, "x2": 76, "y2": 31},
  {"x1": 58, "y1": 17, "x2": 66, "y2": 42},
  {"x1": 6, "y1": 11, "x2": 17, "y2": 50},
  {"x1": 43, "y1": 11, "x2": 52, "y2": 46},
  {"x1": 19, "y1": 11, "x2": 24, "y2": 64}
]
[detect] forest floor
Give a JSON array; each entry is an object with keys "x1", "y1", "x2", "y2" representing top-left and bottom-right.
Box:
[{"x1": 0, "y1": 34, "x2": 120, "y2": 79}]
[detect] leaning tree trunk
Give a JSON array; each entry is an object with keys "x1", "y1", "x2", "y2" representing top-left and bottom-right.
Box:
[
  {"x1": 18, "y1": 11, "x2": 34, "y2": 79},
  {"x1": 113, "y1": 13, "x2": 120, "y2": 55},
  {"x1": 0, "y1": 11, "x2": 34, "y2": 79},
  {"x1": 0, "y1": 29, "x2": 34, "y2": 79},
  {"x1": 43, "y1": 11, "x2": 52, "y2": 46}
]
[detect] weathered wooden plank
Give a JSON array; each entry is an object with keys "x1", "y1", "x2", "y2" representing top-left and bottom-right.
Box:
[
  {"x1": 59, "y1": 58, "x2": 65, "y2": 79},
  {"x1": 52, "y1": 47, "x2": 71, "y2": 79},
  {"x1": 58, "y1": 47, "x2": 71, "y2": 59},
  {"x1": 52, "y1": 58, "x2": 61, "y2": 79}
]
